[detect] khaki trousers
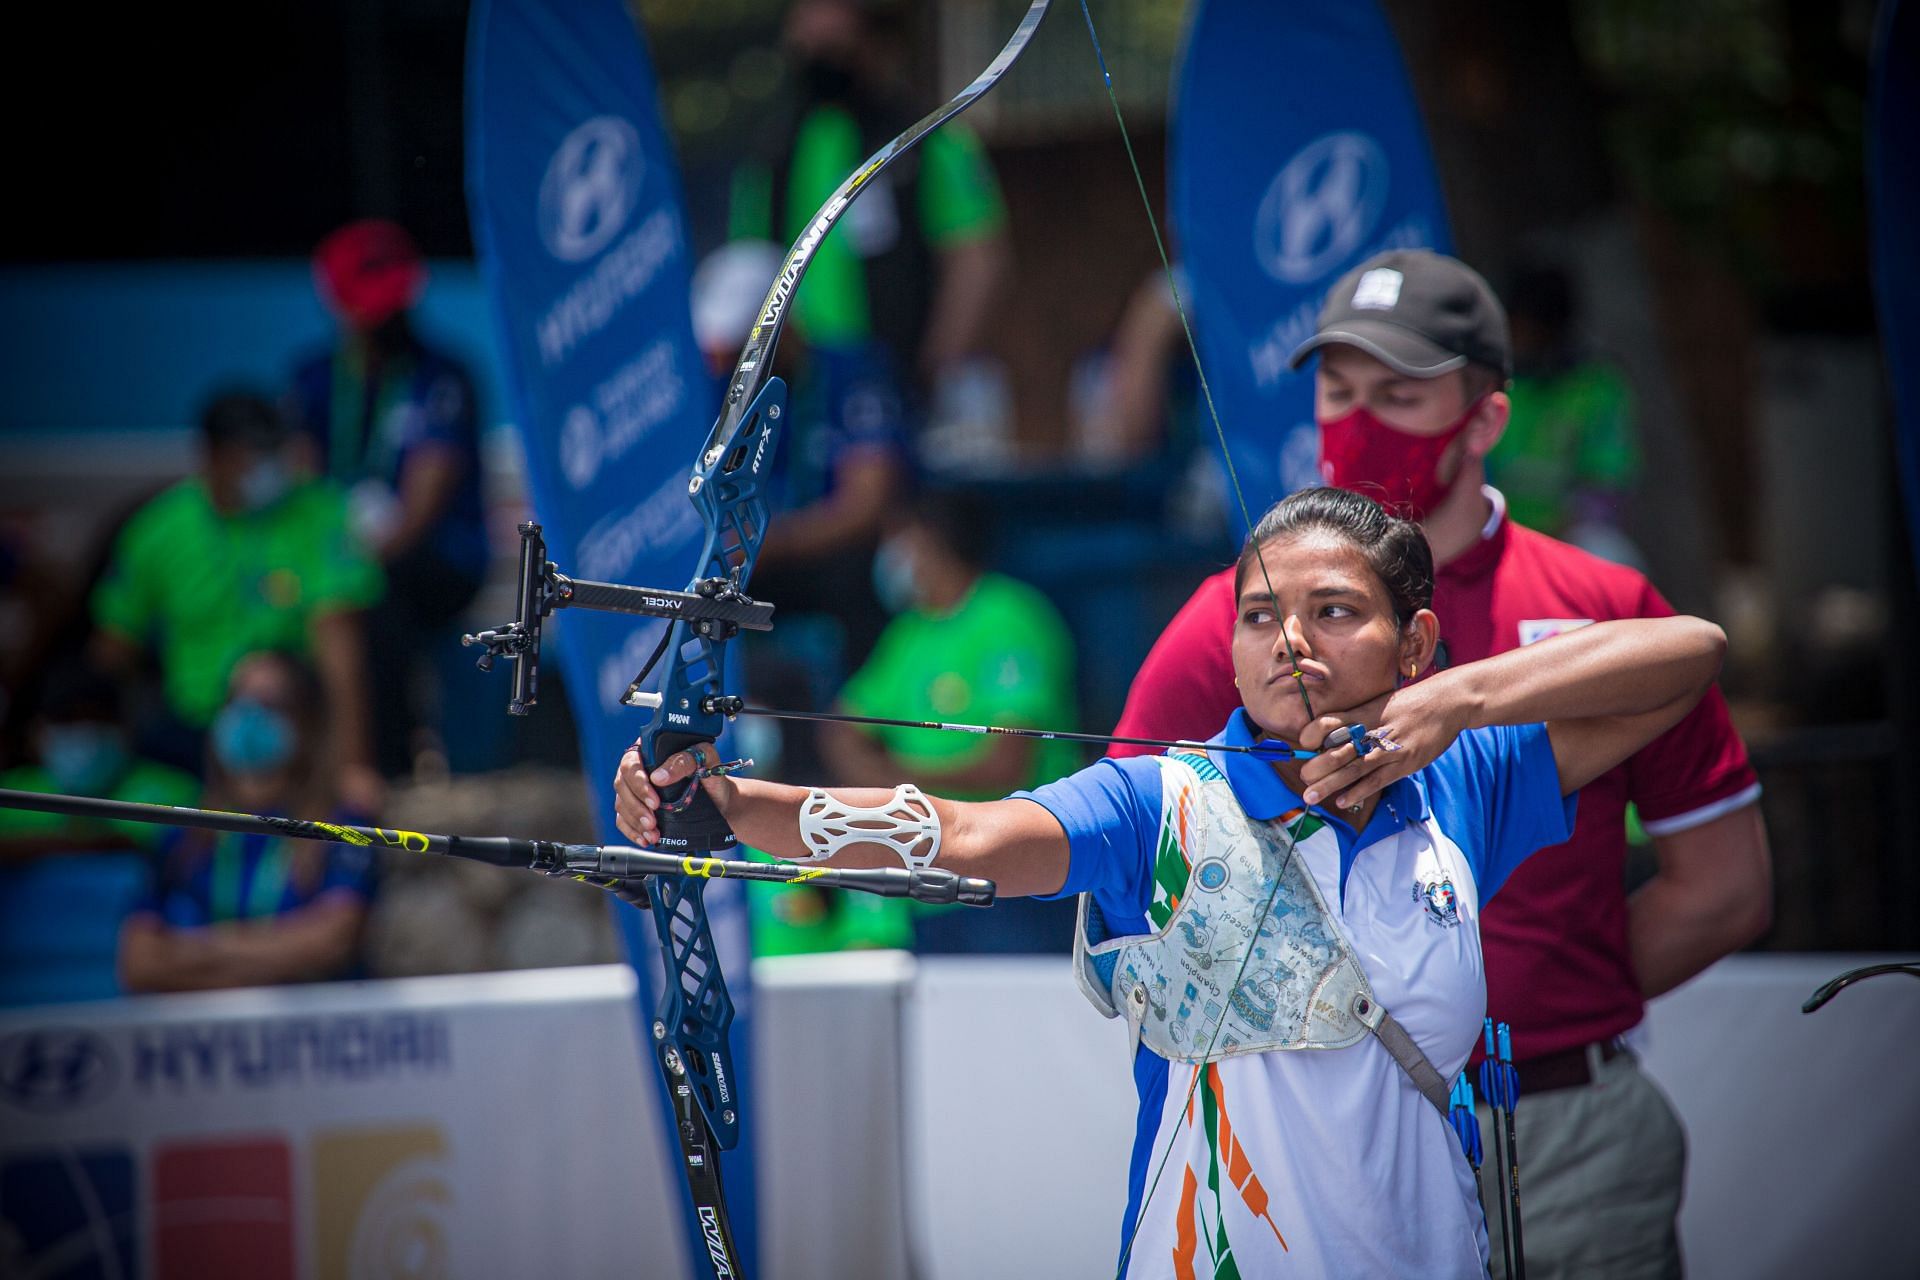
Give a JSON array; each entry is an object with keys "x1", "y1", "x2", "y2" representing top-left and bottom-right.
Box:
[{"x1": 1476, "y1": 1046, "x2": 1686, "y2": 1280}]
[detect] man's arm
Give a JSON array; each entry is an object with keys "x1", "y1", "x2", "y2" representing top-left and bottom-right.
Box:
[
  {"x1": 1628, "y1": 802, "x2": 1772, "y2": 996},
  {"x1": 307, "y1": 609, "x2": 383, "y2": 809},
  {"x1": 120, "y1": 895, "x2": 365, "y2": 993},
  {"x1": 820, "y1": 719, "x2": 1035, "y2": 794},
  {"x1": 754, "y1": 450, "x2": 903, "y2": 569},
  {"x1": 916, "y1": 124, "x2": 1010, "y2": 380},
  {"x1": 920, "y1": 234, "x2": 1010, "y2": 382},
  {"x1": 380, "y1": 444, "x2": 466, "y2": 561},
  {"x1": 1098, "y1": 274, "x2": 1184, "y2": 463}
]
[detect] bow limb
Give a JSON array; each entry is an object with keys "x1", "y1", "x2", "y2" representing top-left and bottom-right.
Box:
[
  {"x1": 630, "y1": 5, "x2": 1057, "y2": 1277},
  {"x1": 706, "y1": 0, "x2": 1055, "y2": 453}
]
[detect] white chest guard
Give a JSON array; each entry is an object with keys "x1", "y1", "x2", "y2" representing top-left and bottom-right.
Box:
[{"x1": 1073, "y1": 753, "x2": 1451, "y2": 1112}]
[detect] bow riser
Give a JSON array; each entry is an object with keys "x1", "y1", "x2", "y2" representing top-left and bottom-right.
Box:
[
  {"x1": 630, "y1": 378, "x2": 790, "y2": 1199},
  {"x1": 469, "y1": 4, "x2": 1054, "y2": 1273},
  {"x1": 630, "y1": 377, "x2": 787, "y2": 838}
]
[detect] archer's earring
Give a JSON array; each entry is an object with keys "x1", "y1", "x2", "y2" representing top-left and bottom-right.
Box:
[{"x1": 1408, "y1": 663, "x2": 1418, "y2": 680}]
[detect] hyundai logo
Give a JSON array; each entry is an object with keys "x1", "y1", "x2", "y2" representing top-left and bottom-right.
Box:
[
  {"x1": 560, "y1": 404, "x2": 602, "y2": 490},
  {"x1": 539, "y1": 116, "x2": 646, "y2": 264},
  {"x1": 0, "y1": 1028, "x2": 117, "y2": 1112},
  {"x1": 1253, "y1": 131, "x2": 1389, "y2": 285}
]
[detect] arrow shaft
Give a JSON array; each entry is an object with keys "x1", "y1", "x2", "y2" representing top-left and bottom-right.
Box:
[{"x1": 733, "y1": 705, "x2": 1321, "y2": 759}]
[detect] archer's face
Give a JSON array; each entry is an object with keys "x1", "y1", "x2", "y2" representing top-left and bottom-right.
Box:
[{"x1": 1231, "y1": 532, "x2": 1408, "y2": 740}]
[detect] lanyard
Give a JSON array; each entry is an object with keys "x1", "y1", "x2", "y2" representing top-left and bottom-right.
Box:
[
  {"x1": 329, "y1": 348, "x2": 415, "y2": 483},
  {"x1": 209, "y1": 830, "x2": 294, "y2": 923}
]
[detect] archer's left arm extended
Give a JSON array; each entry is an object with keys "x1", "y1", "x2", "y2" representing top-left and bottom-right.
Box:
[{"x1": 613, "y1": 747, "x2": 1070, "y2": 899}]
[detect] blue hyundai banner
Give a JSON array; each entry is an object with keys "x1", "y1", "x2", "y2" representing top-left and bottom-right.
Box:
[
  {"x1": 1871, "y1": 0, "x2": 1920, "y2": 579},
  {"x1": 464, "y1": 0, "x2": 758, "y2": 1270},
  {"x1": 1172, "y1": 0, "x2": 1453, "y2": 504}
]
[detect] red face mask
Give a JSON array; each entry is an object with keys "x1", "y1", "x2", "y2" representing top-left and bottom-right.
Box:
[{"x1": 1317, "y1": 396, "x2": 1485, "y2": 518}]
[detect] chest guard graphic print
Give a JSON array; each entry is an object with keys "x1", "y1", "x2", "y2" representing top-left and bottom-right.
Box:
[{"x1": 1074, "y1": 754, "x2": 1374, "y2": 1061}]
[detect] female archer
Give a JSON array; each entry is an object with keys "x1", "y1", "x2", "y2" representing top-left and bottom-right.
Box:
[{"x1": 613, "y1": 485, "x2": 1724, "y2": 1278}]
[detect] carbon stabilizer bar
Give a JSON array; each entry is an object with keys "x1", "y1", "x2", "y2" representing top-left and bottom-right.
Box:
[{"x1": 0, "y1": 787, "x2": 994, "y2": 907}]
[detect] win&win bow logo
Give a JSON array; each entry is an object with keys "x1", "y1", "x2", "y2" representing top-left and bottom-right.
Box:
[
  {"x1": 540, "y1": 116, "x2": 645, "y2": 264},
  {"x1": 0, "y1": 1028, "x2": 118, "y2": 1112},
  {"x1": 1254, "y1": 131, "x2": 1389, "y2": 285}
]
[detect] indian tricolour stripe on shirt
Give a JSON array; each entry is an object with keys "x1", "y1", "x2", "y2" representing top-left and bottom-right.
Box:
[{"x1": 1113, "y1": 772, "x2": 1486, "y2": 1279}]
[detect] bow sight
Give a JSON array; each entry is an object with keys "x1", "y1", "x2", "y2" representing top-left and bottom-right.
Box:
[{"x1": 461, "y1": 520, "x2": 775, "y2": 716}]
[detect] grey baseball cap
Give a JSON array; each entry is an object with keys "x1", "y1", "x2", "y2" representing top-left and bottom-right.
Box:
[{"x1": 1288, "y1": 249, "x2": 1511, "y2": 380}]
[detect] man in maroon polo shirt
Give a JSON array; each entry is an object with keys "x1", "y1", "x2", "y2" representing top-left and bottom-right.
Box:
[{"x1": 1111, "y1": 250, "x2": 1771, "y2": 1278}]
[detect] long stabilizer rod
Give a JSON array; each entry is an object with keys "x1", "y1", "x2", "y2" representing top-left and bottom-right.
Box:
[{"x1": 0, "y1": 787, "x2": 994, "y2": 907}]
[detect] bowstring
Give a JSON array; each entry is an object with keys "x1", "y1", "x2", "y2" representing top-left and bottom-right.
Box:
[
  {"x1": 1075, "y1": 3, "x2": 1318, "y2": 1273},
  {"x1": 1074, "y1": 0, "x2": 1313, "y2": 726}
]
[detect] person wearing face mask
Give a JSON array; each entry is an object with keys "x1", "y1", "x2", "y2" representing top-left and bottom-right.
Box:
[
  {"x1": 1108, "y1": 250, "x2": 1771, "y2": 1279},
  {"x1": 89, "y1": 390, "x2": 384, "y2": 812},
  {"x1": 819, "y1": 491, "x2": 1081, "y2": 953},
  {"x1": 730, "y1": 0, "x2": 1010, "y2": 399},
  {"x1": 0, "y1": 663, "x2": 198, "y2": 1004},
  {"x1": 118, "y1": 651, "x2": 375, "y2": 993},
  {"x1": 285, "y1": 219, "x2": 489, "y2": 779},
  {"x1": 612, "y1": 486, "x2": 1729, "y2": 1277}
]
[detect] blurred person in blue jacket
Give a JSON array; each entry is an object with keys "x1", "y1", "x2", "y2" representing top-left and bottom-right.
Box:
[
  {"x1": 286, "y1": 218, "x2": 489, "y2": 778},
  {"x1": 119, "y1": 650, "x2": 376, "y2": 992}
]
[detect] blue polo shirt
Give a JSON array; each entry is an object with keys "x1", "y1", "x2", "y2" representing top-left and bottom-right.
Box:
[
  {"x1": 1014, "y1": 711, "x2": 1576, "y2": 1278},
  {"x1": 134, "y1": 823, "x2": 377, "y2": 928},
  {"x1": 288, "y1": 338, "x2": 488, "y2": 579},
  {"x1": 771, "y1": 341, "x2": 907, "y2": 512}
]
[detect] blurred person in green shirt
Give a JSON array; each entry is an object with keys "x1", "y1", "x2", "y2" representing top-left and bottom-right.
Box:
[
  {"x1": 781, "y1": 489, "x2": 1080, "y2": 954},
  {"x1": 0, "y1": 662, "x2": 199, "y2": 1003},
  {"x1": 826, "y1": 493, "x2": 1078, "y2": 799},
  {"x1": 731, "y1": 0, "x2": 1010, "y2": 396},
  {"x1": 0, "y1": 663, "x2": 198, "y2": 856},
  {"x1": 89, "y1": 391, "x2": 385, "y2": 813}
]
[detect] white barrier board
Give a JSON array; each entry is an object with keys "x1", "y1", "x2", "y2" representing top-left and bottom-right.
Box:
[
  {"x1": 4, "y1": 954, "x2": 1914, "y2": 1279},
  {"x1": 0, "y1": 968, "x2": 689, "y2": 1279},
  {"x1": 1637, "y1": 952, "x2": 1920, "y2": 1280}
]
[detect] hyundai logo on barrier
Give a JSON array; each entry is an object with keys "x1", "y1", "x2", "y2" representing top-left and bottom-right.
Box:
[
  {"x1": 0, "y1": 1028, "x2": 117, "y2": 1112},
  {"x1": 1254, "y1": 131, "x2": 1389, "y2": 285},
  {"x1": 539, "y1": 116, "x2": 645, "y2": 264}
]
